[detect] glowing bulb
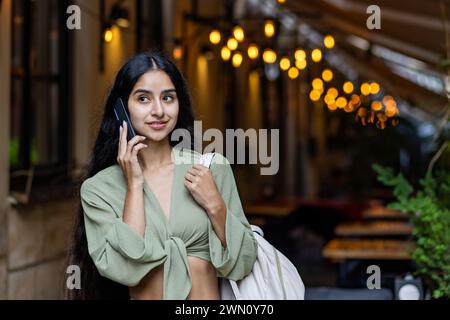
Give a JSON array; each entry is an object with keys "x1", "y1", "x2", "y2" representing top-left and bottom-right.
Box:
[
  {"x1": 209, "y1": 30, "x2": 221, "y2": 45},
  {"x1": 288, "y1": 67, "x2": 299, "y2": 79},
  {"x1": 104, "y1": 28, "x2": 113, "y2": 43},
  {"x1": 280, "y1": 57, "x2": 291, "y2": 71},
  {"x1": 221, "y1": 46, "x2": 231, "y2": 61},
  {"x1": 360, "y1": 83, "x2": 371, "y2": 95},
  {"x1": 371, "y1": 100, "x2": 382, "y2": 111},
  {"x1": 324, "y1": 94, "x2": 335, "y2": 105},
  {"x1": 327, "y1": 87, "x2": 338, "y2": 98},
  {"x1": 343, "y1": 81, "x2": 354, "y2": 94},
  {"x1": 295, "y1": 59, "x2": 307, "y2": 70},
  {"x1": 309, "y1": 90, "x2": 321, "y2": 102},
  {"x1": 351, "y1": 94, "x2": 361, "y2": 107},
  {"x1": 336, "y1": 96, "x2": 347, "y2": 108},
  {"x1": 264, "y1": 20, "x2": 275, "y2": 38},
  {"x1": 247, "y1": 44, "x2": 259, "y2": 59},
  {"x1": 383, "y1": 95, "x2": 394, "y2": 105},
  {"x1": 232, "y1": 26, "x2": 245, "y2": 42},
  {"x1": 385, "y1": 104, "x2": 398, "y2": 117},
  {"x1": 312, "y1": 78, "x2": 323, "y2": 90},
  {"x1": 227, "y1": 38, "x2": 238, "y2": 51},
  {"x1": 232, "y1": 52, "x2": 243, "y2": 68},
  {"x1": 277, "y1": 0, "x2": 286, "y2": 3},
  {"x1": 295, "y1": 49, "x2": 306, "y2": 61},
  {"x1": 321, "y1": 69, "x2": 333, "y2": 82},
  {"x1": 311, "y1": 48, "x2": 322, "y2": 62},
  {"x1": 263, "y1": 49, "x2": 277, "y2": 63},
  {"x1": 172, "y1": 46, "x2": 183, "y2": 60},
  {"x1": 370, "y1": 82, "x2": 380, "y2": 94},
  {"x1": 324, "y1": 35, "x2": 335, "y2": 49},
  {"x1": 327, "y1": 103, "x2": 338, "y2": 111}
]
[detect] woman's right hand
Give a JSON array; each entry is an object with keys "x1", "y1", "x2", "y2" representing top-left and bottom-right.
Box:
[{"x1": 117, "y1": 121, "x2": 148, "y2": 188}]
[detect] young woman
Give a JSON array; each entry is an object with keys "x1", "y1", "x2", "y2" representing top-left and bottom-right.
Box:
[{"x1": 67, "y1": 52, "x2": 258, "y2": 300}]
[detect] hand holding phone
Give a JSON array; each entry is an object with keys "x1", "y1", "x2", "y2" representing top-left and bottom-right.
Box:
[{"x1": 114, "y1": 97, "x2": 137, "y2": 141}]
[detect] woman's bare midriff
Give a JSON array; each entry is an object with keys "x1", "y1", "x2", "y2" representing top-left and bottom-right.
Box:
[{"x1": 129, "y1": 256, "x2": 220, "y2": 300}]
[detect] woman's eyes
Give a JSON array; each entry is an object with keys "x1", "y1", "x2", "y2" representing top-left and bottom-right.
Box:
[
  {"x1": 162, "y1": 95, "x2": 175, "y2": 102},
  {"x1": 138, "y1": 96, "x2": 150, "y2": 103},
  {"x1": 137, "y1": 95, "x2": 176, "y2": 104}
]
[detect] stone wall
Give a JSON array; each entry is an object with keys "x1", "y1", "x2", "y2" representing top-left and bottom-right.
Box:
[{"x1": 7, "y1": 199, "x2": 75, "y2": 299}]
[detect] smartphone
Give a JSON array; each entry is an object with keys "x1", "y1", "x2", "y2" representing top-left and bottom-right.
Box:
[{"x1": 113, "y1": 97, "x2": 136, "y2": 141}]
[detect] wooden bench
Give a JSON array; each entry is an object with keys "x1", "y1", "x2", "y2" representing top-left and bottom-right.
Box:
[
  {"x1": 334, "y1": 221, "x2": 414, "y2": 237},
  {"x1": 322, "y1": 238, "x2": 414, "y2": 262}
]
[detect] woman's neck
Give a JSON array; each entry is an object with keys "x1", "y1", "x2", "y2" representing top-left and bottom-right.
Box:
[{"x1": 138, "y1": 139, "x2": 173, "y2": 172}]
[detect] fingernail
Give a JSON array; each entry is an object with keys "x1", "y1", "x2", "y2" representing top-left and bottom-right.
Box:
[{"x1": 123, "y1": 120, "x2": 126, "y2": 126}]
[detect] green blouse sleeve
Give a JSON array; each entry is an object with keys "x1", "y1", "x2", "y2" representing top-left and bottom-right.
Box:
[
  {"x1": 80, "y1": 180, "x2": 166, "y2": 287},
  {"x1": 208, "y1": 153, "x2": 258, "y2": 281}
]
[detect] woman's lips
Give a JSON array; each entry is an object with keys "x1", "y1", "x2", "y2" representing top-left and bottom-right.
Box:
[{"x1": 147, "y1": 121, "x2": 167, "y2": 130}]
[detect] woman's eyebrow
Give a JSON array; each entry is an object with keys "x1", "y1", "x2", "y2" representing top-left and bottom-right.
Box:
[
  {"x1": 132, "y1": 89, "x2": 152, "y2": 96},
  {"x1": 132, "y1": 88, "x2": 176, "y2": 95}
]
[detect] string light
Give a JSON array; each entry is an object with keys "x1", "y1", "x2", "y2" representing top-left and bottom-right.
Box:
[
  {"x1": 327, "y1": 103, "x2": 338, "y2": 111},
  {"x1": 327, "y1": 87, "x2": 338, "y2": 99},
  {"x1": 370, "y1": 82, "x2": 380, "y2": 94},
  {"x1": 360, "y1": 83, "x2": 371, "y2": 95},
  {"x1": 295, "y1": 59, "x2": 307, "y2": 70},
  {"x1": 232, "y1": 51, "x2": 243, "y2": 68},
  {"x1": 280, "y1": 57, "x2": 291, "y2": 71},
  {"x1": 247, "y1": 44, "x2": 259, "y2": 59},
  {"x1": 336, "y1": 96, "x2": 347, "y2": 108},
  {"x1": 227, "y1": 38, "x2": 238, "y2": 51},
  {"x1": 232, "y1": 26, "x2": 245, "y2": 42},
  {"x1": 209, "y1": 30, "x2": 221, "y2": 45},
  {"x1": 264, "y1": 20, "x2": 275, "y2": 38},
  {"x1": 371, "y1": 100, "x2": 382, "y2": 111},
  {"x1": 324, "y1": 94, "x2": 335, "y2": 105},
  {"x1": 221, "y1": 46, "x2": 231, "y2": 61},
  {"x1": 310, "y1": 90, "x2": 321, "y2": 101},
  {"x1": 322, "y1": 69, "x2": 333, "y2": 82},
  {"x1": 343, "y1": 81, "x2": 354, "y2": 94},
  {"x1": 312, "y1": 78, "x2": 323, "y2": 90},
  {"x1": 295, "y1": 49, "x2": 306, "y2": 61},
  {"x1": 311, "y1": 49, "x2": 322, "y2": 62},
  {"x1": 263, "y1": 49, "x2": 277, "y2": 63},
  {"x1": 350, "y1": 94, "x2": 361, "y2": 107},
  {"x1": 324, "y1": 35, "x2": 335, "y2": 49},
  {"x1": 288, "y1": 67, "x2": 299, "y2": 79}
]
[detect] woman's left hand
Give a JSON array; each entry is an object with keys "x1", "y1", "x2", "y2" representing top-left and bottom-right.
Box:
[{"x1": 184, "y1": 164, "x2": 225, "y2": 215}]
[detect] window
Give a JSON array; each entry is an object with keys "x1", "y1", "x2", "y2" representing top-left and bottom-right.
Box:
[{"x1": 10, "y1": 0, "x2": 72, "y2": 185}]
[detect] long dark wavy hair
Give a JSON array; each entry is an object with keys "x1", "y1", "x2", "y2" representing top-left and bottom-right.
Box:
[{"x1": 66, "y1": 51, "x2": 196, "y2": 299}]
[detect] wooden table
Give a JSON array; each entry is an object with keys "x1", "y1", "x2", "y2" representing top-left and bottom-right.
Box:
[
  {"x1": 361, "y1": 206, "x2": 409, "y2": 220},
  {"x1": 322, "y1": 238, "x2": 414, "y2": 261},
  {"x1": 335, "y1": 221, "x2": 414, "y2": 237},
  {"x1": 243, "y1": 202, "x2": 299, "y2": 226},
  {"x1": 243, "y1": 202, "x2": 298, "y2": 218}
]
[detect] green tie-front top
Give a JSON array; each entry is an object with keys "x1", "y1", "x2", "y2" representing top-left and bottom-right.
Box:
[{"x1": 80, "y1": 147, "x2": 258, "y2": 299}]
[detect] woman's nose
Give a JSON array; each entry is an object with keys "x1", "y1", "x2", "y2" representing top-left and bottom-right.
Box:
[{"x1": 150, "y1": 99, "x2": 164, "y2": 117}]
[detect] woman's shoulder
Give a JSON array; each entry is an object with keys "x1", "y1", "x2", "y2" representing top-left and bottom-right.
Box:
[{"x1": 80, "y1": 164, "x2": 124, "y2": 196}]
